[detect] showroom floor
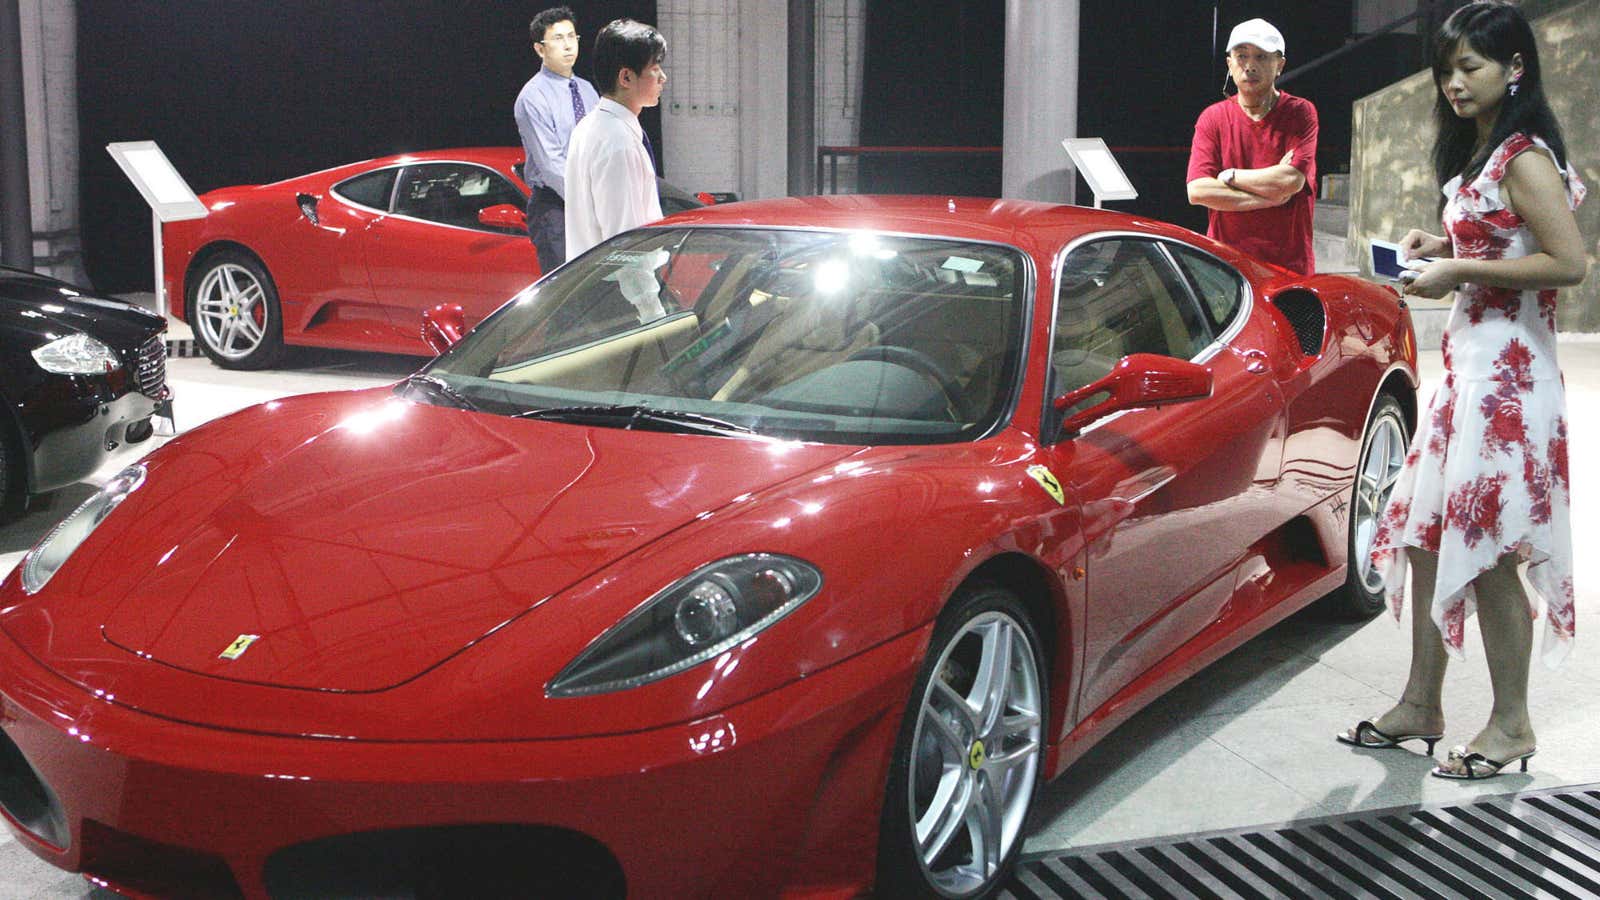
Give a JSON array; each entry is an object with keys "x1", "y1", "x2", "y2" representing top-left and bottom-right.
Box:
[{"x1": 4, "y1": 329, "x2": 1600, "y2": 897}]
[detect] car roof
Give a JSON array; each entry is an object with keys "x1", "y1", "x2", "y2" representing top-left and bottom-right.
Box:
[
  {"x1": 270, "y1": 148, "x2": 525, "y2": 191},
  {"x1": 652, "y1": 194, "x2": 1214, "y2": 258},
  {"x1": 362, "y1": 147, "x2": 523, "y2": 169}
]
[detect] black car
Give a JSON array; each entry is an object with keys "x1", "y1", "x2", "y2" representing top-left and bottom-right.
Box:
[{"x1": 0, "y1": 266, "x2": 170, "y2": 518}]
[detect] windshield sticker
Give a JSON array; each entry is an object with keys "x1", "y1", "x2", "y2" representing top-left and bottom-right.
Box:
[
  {"x1": 600, "y1": 249, "x2": 658, "y2": 267},
  {"x1": 941, "y1": 256, "x2": 984, "y2": 273},
  {"x1": 1026, "y1": 465, "x2": 1065, "y2": 505}
]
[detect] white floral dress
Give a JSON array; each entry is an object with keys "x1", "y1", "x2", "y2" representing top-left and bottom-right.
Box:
[{"x1": 1371, "y1": 132, "x2": 1586, "y2": 667}]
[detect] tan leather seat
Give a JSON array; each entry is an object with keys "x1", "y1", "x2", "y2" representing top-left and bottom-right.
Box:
[{"x1": 713, "y1": 294, "x2": 880, "y2": 402}]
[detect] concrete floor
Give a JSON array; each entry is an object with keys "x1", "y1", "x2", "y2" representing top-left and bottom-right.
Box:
[{"x1": 3, "y1": 338, "x2": 1599, "y2": 896}]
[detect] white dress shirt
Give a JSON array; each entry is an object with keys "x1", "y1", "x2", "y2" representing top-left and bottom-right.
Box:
[{"x1": 564, "y1": 98, "x2": 663, "y2": 261}]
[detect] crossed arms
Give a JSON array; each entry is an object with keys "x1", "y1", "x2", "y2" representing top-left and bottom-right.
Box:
[{"x1": 1187, "y1": 149, "x2": 1306, "y2": 211}]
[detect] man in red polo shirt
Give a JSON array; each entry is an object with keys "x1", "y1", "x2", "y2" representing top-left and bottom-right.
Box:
[{"x1": 1185, "y1": 18, "x2": 1318, "y2": 274}]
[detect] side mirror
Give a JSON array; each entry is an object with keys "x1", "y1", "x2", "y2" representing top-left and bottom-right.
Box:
[
  {"x1": 478, "y1": 203, "x2": 528, "y2": 232},
  {"x1": 1053, "y1": 353, "x2": 1213, "y2": 435},
  {"x1": 420, "y1": 303, "x2": 467, "y2": 355}
]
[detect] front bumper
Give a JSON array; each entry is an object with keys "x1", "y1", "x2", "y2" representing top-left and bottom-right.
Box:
[
  {"x1": 0, "y1": 620, "x2": 924, "y2": 899},
  {"x1": 27, "y1": 384, "x2": 169, "y2": 493}
]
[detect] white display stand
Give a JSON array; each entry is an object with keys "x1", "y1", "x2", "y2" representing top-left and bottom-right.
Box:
[
  {"x1": 106, "y1": 142, "x2": 208, "y2": 319},
  {"x1": 1061, "y1": 137, "x2": 1138, "y2": 209}
]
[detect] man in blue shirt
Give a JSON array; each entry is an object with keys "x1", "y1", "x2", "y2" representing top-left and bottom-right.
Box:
[{"x1": 514, "y1": 7, "x2": 600, "y2": 272}]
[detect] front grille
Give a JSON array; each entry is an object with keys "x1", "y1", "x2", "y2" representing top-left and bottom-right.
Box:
[
  {"x1": 134, "y1": 334, "x2": 168, "y2": 398},
  {"x1": 80, "y1": 819, "x2": 243, "y2": 900},
  {"x1": 0, "y1": 726, "x2": 69, "y2": 848}
]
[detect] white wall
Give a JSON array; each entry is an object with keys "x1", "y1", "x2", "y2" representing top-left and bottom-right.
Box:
[
  {"x1": 816, "y1": 0, "x2": 864, "y2": 193},
  {"x1": 658, "y1": 0, "x2": 863, "y2": 200}
]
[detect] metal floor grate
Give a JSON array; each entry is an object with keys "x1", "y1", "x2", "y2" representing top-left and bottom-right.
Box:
[{"x1": 1004, "y1": 783, "x2": 1600, "y2": 898}]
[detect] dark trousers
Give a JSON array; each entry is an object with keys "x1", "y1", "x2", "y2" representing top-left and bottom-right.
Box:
[{"x1": 527, "y1": 186, "x2": 566, "y2": 274}]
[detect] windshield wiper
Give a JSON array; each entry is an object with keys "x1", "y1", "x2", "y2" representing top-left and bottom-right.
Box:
[
  {"x1": 514, "y1": 404, "x2": 755, "y2": 435},
  {"x1": 402, "y1": 373, "x2": 480, "y2": 411}
]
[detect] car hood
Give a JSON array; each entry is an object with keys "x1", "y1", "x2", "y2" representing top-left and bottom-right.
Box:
[
  {"x1": 70, "y1": 390, "x2": 858, "y2": 693},
  {"x1": 0, "y1": 266, "x2": 165, "y2": 346}
]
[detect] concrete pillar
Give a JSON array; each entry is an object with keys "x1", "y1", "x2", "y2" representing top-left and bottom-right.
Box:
[
  {"x1": 13, "y1": 0, "x2": 82, "y2": 282},
  {"x1": 786, "y1": 0, "x2": 816, "y2": 196},
  {"x1": 1002, "y1": 0, "x2": 1078, "y2": 204},
  {"x1": 1, "y1": 0, "x2": 32, "y2": 268},
  {"x1": 736, "y1": 2, "x2": 789, "y2": 200}
]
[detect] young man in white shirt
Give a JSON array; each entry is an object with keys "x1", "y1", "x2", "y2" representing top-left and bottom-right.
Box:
[
  {"x1": 514, "y1": 7, "x2": 600, "y2": 273},
  {"x1": 563, "y1": 19, "x2": 666, "y2": 262}
]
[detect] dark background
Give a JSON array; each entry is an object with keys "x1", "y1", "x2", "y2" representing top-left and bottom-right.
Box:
[
  {"x1": 78, "y1": 1, "x2": 1429, "y2": 291},
  {"x1": 79, "y1": 0, "x2": 656, "y2": 291},
  {"x1": 857, "y1": 1, "x2": 1429, "y2": 233}
]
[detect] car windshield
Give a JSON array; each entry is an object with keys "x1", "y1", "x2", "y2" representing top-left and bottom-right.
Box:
[{"x1": 408, "y1": 227, "x2": 1027, "y2": 444}]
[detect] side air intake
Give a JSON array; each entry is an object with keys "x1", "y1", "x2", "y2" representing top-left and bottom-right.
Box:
[{"x1": 1272, "y1": 292, "x2": 1326, "y2": 356}]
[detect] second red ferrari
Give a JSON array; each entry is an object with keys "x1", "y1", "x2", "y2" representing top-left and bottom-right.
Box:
[{"x1": 161, "y1": 148, "x2": 707, "y2": 368}]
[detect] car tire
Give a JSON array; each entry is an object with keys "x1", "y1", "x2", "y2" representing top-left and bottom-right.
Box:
[
  {"x1": 187, "y1": 249, "x2": 285, "y2": 370},
  {"x1": 1322, "y1": 392, "x2": 1411, "y2": 620},
  {"x1": 876, "y1": 581, "x2": 1046, "y2": 899}
]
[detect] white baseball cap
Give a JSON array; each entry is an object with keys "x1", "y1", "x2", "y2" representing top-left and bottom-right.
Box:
[{"x1": 1227, "y1": 18, "x2": 1285, "y2": 55}]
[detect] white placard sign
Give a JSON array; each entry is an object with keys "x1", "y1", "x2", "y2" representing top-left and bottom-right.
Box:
[
  {"x1": 1060, "y1": 137, "x2": 1138, "y2": 207},
  {"x1": 107, "y1": 141, "x2": 209, "y2": 319},
  {"x1": 107, "y1": 141, "x2": 208, "y2": 221}
]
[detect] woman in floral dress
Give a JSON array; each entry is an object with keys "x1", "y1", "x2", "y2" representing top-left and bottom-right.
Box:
[{"x1": 1337, "y1": 2, "x2": 1588, "y2": 779}]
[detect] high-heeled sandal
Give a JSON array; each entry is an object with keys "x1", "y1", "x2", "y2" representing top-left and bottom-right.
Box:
[
  {"x1": 1430, "y1": 745, "x2": 1536, "y2": 780},
  {"x1": 1335, "y1": 719, "x2": 1442, "y2": 754}
]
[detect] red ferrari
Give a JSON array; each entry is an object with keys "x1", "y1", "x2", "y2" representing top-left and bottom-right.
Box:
[
  {"x1": 4, "y1": 196, "x2": 1416, "y2": 899},
  {"x1": 160, "y1": 147, "x2": 708, "y2": 369}
]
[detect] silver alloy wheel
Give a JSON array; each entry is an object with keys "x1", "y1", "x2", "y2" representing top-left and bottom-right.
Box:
[
  {"x1": 908, "y1": 610, "x2": 1042, "y2": 896},
  {"x1": 195, "y1": 262, "x2": 269, "y2": 361},
  {"x1": 1353, "y1": 409, "x2": 1408, "y2": 593}
]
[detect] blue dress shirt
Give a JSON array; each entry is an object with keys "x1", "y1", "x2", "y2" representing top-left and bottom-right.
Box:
[{"x1": 514, "y1": 66, "x2": 600, "y2": 200}]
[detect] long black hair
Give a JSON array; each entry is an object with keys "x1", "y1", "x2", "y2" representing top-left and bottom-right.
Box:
[{"x1": 1430, "y1": 2, "x2": 1569, "y2": 190}]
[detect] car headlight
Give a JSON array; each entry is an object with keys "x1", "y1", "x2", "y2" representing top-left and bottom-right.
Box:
[
  {"x1": 547, "y1": 553, "x2": 823, "y2": 697},
  {"x1": 21, "y1": 465, "x2": 146, "y2": 594},
  {"x1": 31, "y1": 333, "x2": 120, "y2": 375}
]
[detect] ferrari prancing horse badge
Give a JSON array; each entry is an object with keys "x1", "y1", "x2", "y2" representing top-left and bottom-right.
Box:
[
  {"x1": 219, "y1": 634, "x2": 260, "y2": 661},
  {"x1": 1026, "y1": 465, "x2": 1065, "y2": 505}
]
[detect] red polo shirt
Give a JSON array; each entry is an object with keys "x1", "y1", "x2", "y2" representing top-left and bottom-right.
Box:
[{"x1": 1186, "y1": 90, "x2": 1318, "y2": 274}]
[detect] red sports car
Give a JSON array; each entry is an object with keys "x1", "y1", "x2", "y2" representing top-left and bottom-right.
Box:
[
  {"x1": 161, "y1": 147, "x2": 708, "y2": 369},
  {"x1": 3, "y1": 196, "x2": 1416, "y2": 899}
]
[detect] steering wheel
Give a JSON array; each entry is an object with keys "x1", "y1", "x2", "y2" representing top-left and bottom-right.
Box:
[{"x1": 846, "y1": 345, "x2": 966, "y2": 420}]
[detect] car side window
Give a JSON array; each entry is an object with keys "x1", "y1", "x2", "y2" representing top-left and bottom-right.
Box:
[
  {"x1": 1051, "y1": 239, "x2": 1212, "y2": 395},
  {"x1": 333, "y1": 168, "x2": 398, "y2": 211},
  {"x1": 1168, "y1": 245, "x2": 1246, "y2": 332},
  {"x1": 394, "y1": 163, "x2": 527, "y2": 234}
]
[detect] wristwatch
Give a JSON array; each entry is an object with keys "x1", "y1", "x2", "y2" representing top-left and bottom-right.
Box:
[{"x1": 1220, "y1": 168, "x2": 1237, "y2": 188}]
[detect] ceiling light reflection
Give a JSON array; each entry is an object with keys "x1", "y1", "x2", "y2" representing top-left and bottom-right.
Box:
[
  {"x1": 812, "y1": 259, "x2": 849, "y2": 294},
  {"x1": 336, "y1": 401, "x2": 408, "y2": 435}
]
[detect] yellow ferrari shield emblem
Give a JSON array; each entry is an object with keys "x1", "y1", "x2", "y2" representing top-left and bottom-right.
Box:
[
  {"x1": 968, "y1": 740, "x2": 986, "y2": 770},
  {"x1": 1026, "y1": 465, "x2": 1065, "y2": 505},
  {"x1": 219, "y1": 634, "x2": 260, "y2": 661}
]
